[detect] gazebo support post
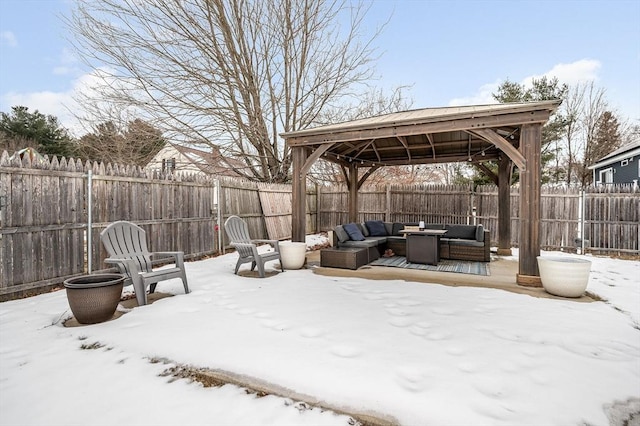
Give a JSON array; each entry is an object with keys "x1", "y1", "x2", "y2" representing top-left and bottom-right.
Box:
[
  {"x1": 517, "y1": 123, "x2": 542, "y2": 287},
  {"x1": 497, "y1": 155, "x2": 512, "y2": 256},
  {"x1": 348, "y1": 163, "x2": 358, "y2": 223},
  {"x1": 291, "y1": 146, "x2": 307, "y2": 242}
]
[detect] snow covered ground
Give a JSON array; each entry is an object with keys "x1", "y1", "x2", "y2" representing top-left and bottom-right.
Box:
[{"x1": 1, "y1": 235, "x2": 638, "y2": 426}]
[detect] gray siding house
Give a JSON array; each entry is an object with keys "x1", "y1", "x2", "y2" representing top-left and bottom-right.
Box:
[{"x1": 588, "y1": 140, "x2": 640, "y2": 186}]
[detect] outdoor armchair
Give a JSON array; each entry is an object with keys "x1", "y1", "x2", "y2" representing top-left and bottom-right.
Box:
[
  {"x1": 223, "y1": 215, "x2": 283, "y2": 278},
  {"x1": 100, "y1": 221, "x2": 190, "y2": 306}
]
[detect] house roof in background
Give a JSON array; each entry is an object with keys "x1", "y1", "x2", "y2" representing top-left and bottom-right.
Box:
[
  {"x1": 169, "y1": 143, "x2": 243, "y2": 177},
  {"x1": 589, "y1": 139, "x2": 640, "y2": 170}
]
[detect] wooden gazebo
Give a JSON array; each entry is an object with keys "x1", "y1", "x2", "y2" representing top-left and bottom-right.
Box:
[{"x1": 281, "y1": 100, "x2": 561, "y2": 286}]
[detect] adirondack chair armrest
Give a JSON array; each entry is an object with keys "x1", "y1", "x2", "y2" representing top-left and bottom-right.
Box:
[
  {"x1": 231, "y1": 242, "x2": 262, "y2": 258},
  {"x1": 104, "y1": 257, "x2": 141, "y2": 275},
  {"x1": 252, "y1": 239, "x2": 280, "y2": 252},
  {"x1": 150, "y1": 251, "x2": 185, "y2": 267}
]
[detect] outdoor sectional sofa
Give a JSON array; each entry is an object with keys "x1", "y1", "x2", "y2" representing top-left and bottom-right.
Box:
[{"x1": 332, "y1": 220, "x2": 490, "y2": 262}]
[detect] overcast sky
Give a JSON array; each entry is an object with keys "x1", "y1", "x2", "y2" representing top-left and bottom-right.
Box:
[{"x1": 1, "y1": 0, "x2": 639, "y2": 136}]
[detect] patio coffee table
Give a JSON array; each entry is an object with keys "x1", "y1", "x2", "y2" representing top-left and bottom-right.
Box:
[
  {"x1": 320, "y1": 247, "x2": 369, "y2": 270},
  {"x1": 400, "y1": 229, "x2": 448, "y2": 265}
]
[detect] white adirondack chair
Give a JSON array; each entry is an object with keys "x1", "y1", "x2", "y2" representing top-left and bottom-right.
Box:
[{"x1": 100, "y1": 221, "x2": 190, "y2": 306}]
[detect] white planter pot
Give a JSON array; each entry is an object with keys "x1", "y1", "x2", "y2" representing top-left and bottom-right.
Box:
[
  {"x1": 279, "y1": 242, "x2": 307, "y2": 270},
  {"x1": 537, "y1": 256, "x2": 591, "y2": 298}
]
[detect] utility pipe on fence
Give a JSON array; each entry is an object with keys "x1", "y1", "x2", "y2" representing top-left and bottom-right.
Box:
[
  {"x1": 576, "y1": 189, "x2": 585, "y2": 255},
  {"x1": 216, "y1": 179, "x2": 223, "y2": 254},
  {"x1": 86, "y1": 170, "x2": 93, "y2": 273}
]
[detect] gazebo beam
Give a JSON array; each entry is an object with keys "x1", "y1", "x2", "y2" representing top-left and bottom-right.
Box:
[
  {"x1": 469, "y1": 128, "x2": 525, "y2": 170},
  {"x1": 475, "y1": 163, "x2": 498, "y2": 185},
  {"x1": 301, "y1": 143, "x2": 333, "y2": 176},
  {"x1": 357, "y1": 165, "x2": 382, "y2": 189}
]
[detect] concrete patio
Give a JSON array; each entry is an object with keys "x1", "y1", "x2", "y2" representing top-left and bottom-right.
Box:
[{"x1": 307, "y1": 250, "x2": 596, "y2": 303}]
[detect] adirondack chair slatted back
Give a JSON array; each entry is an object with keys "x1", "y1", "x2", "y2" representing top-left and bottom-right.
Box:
[
  {"x1": 223, "y1": 215, "x2": 282, "y2": 278},
  {"x1": 100, "y1": 220, "x2": 189, "y2": 306},
  {"x1": 101, "y1": 221, "x2": 153, "y2": 276},
  {"x1": 224, "y1": 216, "x2": 254, "y2": 258}
]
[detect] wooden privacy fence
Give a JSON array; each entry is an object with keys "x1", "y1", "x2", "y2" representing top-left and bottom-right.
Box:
[
  {"x1": 318, "y1": 183, "x2": 638, "y2": 255},
  {"x1": 0, "y1": 152, "x2": 218, "y2": 300},
  {"x1": 317, "y1": 184, "x2": 474, "y2": 229},
  {"x1": 475, "y1": 184, "x2": 639, "y2": 254},
  {"x1": 0, "y1": 155, "x2": 314, "y2": 299},
  {"x1": 2, "y1": 149, "x2": 638, "y2": 300}
]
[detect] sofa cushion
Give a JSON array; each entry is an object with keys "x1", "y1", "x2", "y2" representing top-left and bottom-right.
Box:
[
  {"x1": 340, "y1": 239, "x2": 380, "y2": 248},
  {"x1": 445, "y1": 224, "x2": 477, "y2": 240},
  {"x1": 365, "y1": 220, "x2": 388, "y2": 236},
  {"x1": 391, "y1": 222, "x2": 405, "y2": 236},
  {"x1": 343, "y1": 223, "x2": 365, "y2": 241},
  {"x1": 365, "y1": 236, "x2": 388, "y2": 244},
  {"x1": 334, "y1": 225, "x2": 350, "y2": 243},
  {"x1": 447, "y1": 238, "x2": 485, "y2": 247},
  {"x1": 475, "y1": 224, "x2": 485, "y2": 242},
  {"x1": 384, "y1": 222, "x2": 393, "y2": 236}
]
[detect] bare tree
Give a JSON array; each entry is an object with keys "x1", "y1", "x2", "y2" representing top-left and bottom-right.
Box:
[
  {"x1": 67, "y1": 0, "x2": 388, "y2": 183},
  {"x1": 562, "y1": 84, "x2": 585, "y2": 184},
  {"x1": 307, "y1": 86, "x2": 413, "y2": 184},
  {"x1": 559, "y1": 82, "x2": 624, "y2": 186},
  {"x1": 76, "y1": 119, "x2": 166, "y2": 166}
]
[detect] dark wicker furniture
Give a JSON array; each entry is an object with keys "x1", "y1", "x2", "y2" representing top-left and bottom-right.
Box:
[
  {"x1": 320, "y1": 247, "x2": 369, "y2": 270},
  {"x1": 333, "y1": 222, "x2": 490, "y2": 262}
]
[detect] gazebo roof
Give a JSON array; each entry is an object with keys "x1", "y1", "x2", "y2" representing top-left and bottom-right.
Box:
[{"x1": 282, "y1": 101, "x2": 561, "y2": 167}]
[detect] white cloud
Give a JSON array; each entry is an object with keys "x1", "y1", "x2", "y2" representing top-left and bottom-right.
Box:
[
  {"x1": 1, "y1": 30, "x2": 17, "y2": 47},
  {"x1": 449, "y1": 59, "x2": 602, "y2": 106},
  {"x1": 1, "y1": 68, "x2": 148, "y2": 137},
  {"x1": 52, "y1": 48, "x2": 83, "y2": 76},
  {"x1": 524, "y1": 59, "x2": 601, "y2": 86},
  {"x1": 2, "y1": 89, "x2": 78, "y2": 132},
  {"x1": 0, "y1": 70, "x2": 108, "y2": 137},
  {"x1": 448, "y1": 80, "x2": 501, "y2": 107}
]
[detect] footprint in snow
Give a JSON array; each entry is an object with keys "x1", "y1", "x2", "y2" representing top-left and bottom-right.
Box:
[
  {"x1": 394, "y1": 365, "x2": 434, "y2": 393},
  {"x1": 329, "y1": 345, "x2": 362, "y2": 358},
  {"x1": 298, "y1": 327, "x2": 326, "y2": 338},
  {"x1": 389, "y1": 317, "x2": 414, "y2": 328}
]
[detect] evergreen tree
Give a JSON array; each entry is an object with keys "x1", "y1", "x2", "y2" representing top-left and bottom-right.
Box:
[
  {"x1": 0, "y1": 106, "x2": 75, "y2": 158},
  {"x1": 578, "y1": 111, "x2": 622, "y2": 186}
]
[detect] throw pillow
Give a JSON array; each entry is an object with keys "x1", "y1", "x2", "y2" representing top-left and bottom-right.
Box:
[
  {"x1": 365, "y1": 220, "x2": 388, "y2": 236},
  {"x1": 334, "y1": 225, "x2": 350, "y2": 243},
  {"x1": 343, "y1": 223, "x2": 365, "y2": 241},
  {"x1": 475, "y1": 224, "x2": 485, "y2": 242},
  {"x1": 360, "y1": 222, "x2": 370, "y2": 237}
]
